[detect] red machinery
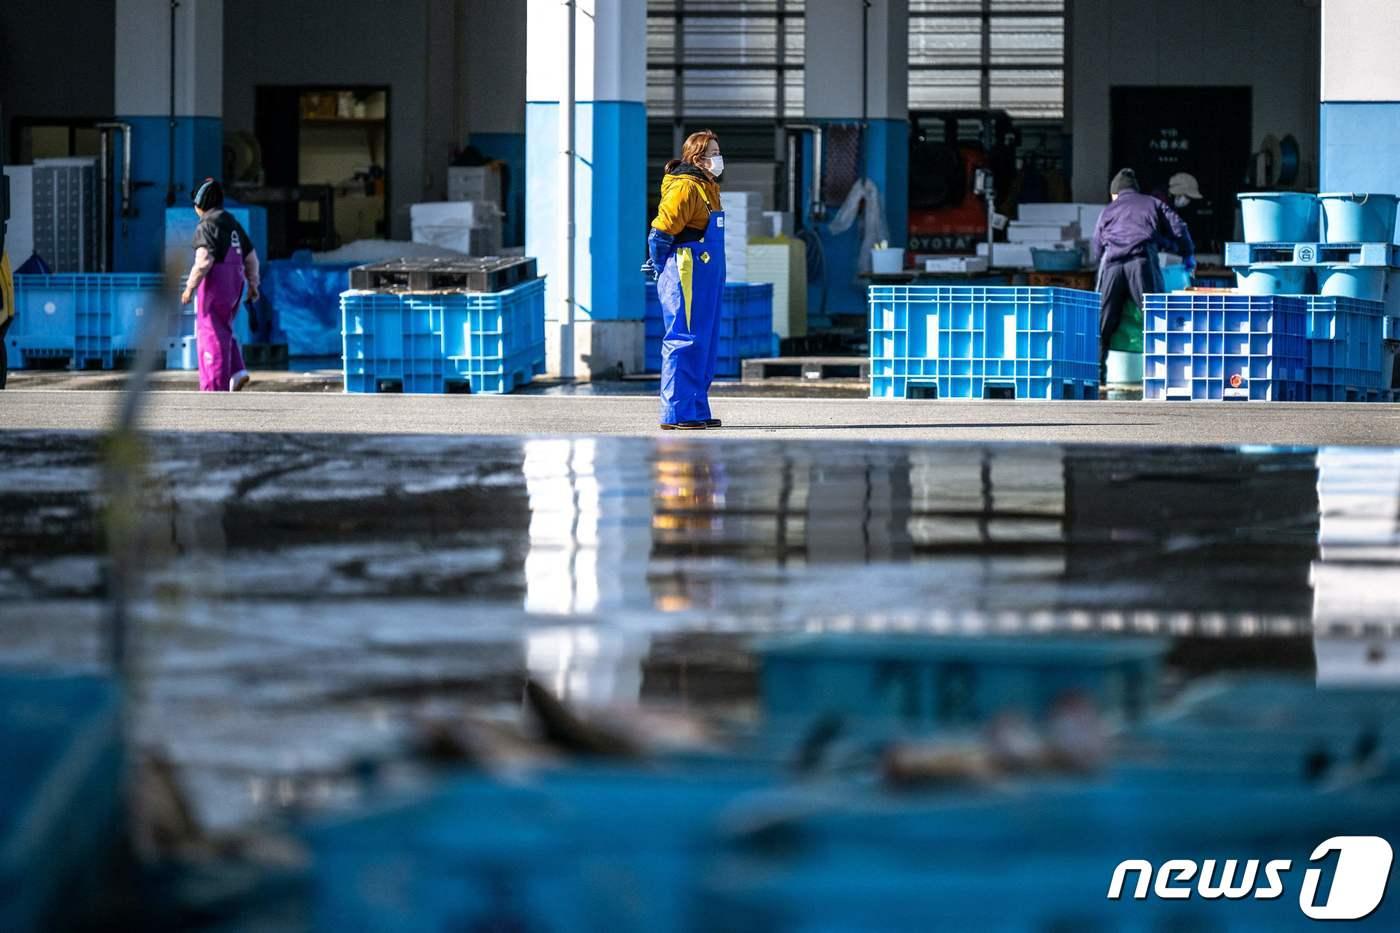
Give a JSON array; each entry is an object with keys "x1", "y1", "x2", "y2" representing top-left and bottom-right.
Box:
[{"x1": 908, "y1": 110, "x2": 1019, "y2": 254}]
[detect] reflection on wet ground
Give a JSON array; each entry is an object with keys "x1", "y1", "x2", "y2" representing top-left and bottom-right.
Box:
[{"x1": 2, "y1": 433, "x2": 1398, "y2": 828}]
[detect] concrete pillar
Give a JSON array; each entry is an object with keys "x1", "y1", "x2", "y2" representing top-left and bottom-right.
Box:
[
  {"x1": 803, "y1": 0, "x2": 908, "y2": 317},
  {"x1": 114, "y1": 0, "x2": 223, "y2": 272},
  {"x1": 526, "y1": 0, "x2": 647, "y2": 379},
  {"x1": 1321, "y1": 0, "x2": 1400, "y2": 193}
]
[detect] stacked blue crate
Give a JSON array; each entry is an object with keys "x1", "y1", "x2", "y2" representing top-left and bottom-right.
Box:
[
  {"x1": 1143, "y1": 294, "x2": 1308, "y2": 401},
  {"x1": 869, "y1": 286, "x2": 1099, "y2": 400},
  {"x1": 341, "y1": 278, "x2": 545, "y2": 394},
  {"x1": 643, "y1": 282, "x2": 774, "y2": 376},
  {"x1": 1302, "y1": 296, "x2": 1387, "y2": 400},
  {"x1": 7, "y1": 274, "x2": 169, "y2": 369}
]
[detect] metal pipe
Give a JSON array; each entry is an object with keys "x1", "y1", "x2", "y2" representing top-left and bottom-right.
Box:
[
  {"x1": 97, "y1": 123, "x2": 134, "y2": 216},
  {"x1": 786, "y1": 123, "x2": 825, "y2": 221},
  {"x1": 98, "y1": 129, "x2": 109, "y2": 272},
  {"x1": 166, "y1": 1, "x2": 180, "y2": 207},
  {"x1": 560, "y1": 0, "x2": 576, "y2": 379}
]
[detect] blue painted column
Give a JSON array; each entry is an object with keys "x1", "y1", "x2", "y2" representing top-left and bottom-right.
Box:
[
  {"x1": 803, "y1": 0, "x2": 909, "y2": 320},
  {"x1": 1320, "y1": 1, "x2": 1400, "y2": 199},
  {"x1": 526, "y1": 0, "x2": 647, "y2": 378},
  {"x1": 114, "y1": 0, "x2": 224, "y2": 273}
]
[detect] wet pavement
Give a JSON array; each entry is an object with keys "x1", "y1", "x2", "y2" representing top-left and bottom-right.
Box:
[{"x1": 2, "y1": 431, "x2": 1399, "y2": 831}]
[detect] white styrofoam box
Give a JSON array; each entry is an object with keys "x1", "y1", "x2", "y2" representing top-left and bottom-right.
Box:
[
  {"x1": 748, "y1": 238, "x2": 807, "y2": 338},
  {"x1": 1018, "y1": 203, "x2": 1082, "y2": 224},
  {"x1": 722, "y1": 190, "x2": 763, "y2": 208},
  {"x1": 2, "y1": 166, "x2": 34, "y2": 265},
  {"x1": 924, "y1": 256, "x2": 989, "y2": 274},
  {"x1": 763, "y1": 211, "x2": 793, "y2": 238},
  {"x1": 1007, "y1": 222, "x2": 1080, "y2": 243},
  {"x1": 1079, "y1": 204, "x2": 1107, "y2": 235},
  {"x1": 975, "y1": 242, "x2": 1035, "y2": 268},
  {"x1": 447, "y1": 165, "x2": 503, "y2": 205},
  {"x1": 410, "y1": 200, "x2": 500, "y2": 227},
  {"x1": 413, "y1": 214, "x2": 503, "y2": 256}
]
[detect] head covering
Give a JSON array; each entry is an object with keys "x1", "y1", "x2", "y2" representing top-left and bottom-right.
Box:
[
  {"x1": 1110, "y1": 169, "x2": 1139, "y2": 196},
  {"x1": 1168, "y1": 172, "x2": 1203, "y2": 200},
  {"x1": 192, "y1": 177, "x2": 223, "y2": 210}
]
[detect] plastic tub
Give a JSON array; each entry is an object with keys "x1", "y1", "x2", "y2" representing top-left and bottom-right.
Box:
[
  {"x1": 1235, "y1": 264, "x2": 1311, "y2": 295},
  {"x1": 1160, "y1": 264, "x2": 1191, "y2": 292},
  {"x1": 1030, "y1": 247, "x2": 1083, "y2": 272},
  {"x1": 1318, "y1": 192, "x2": 1399, "y2": 244},
  {"x1": 1237, "y1": 192, "x2": 1319, "y2": 243},
  {"x1": 871, "y1": 247, "x2": 904, "y2": 275},
  {"x1": 1317, "y1": 265, "x2": 1388, "y2": 301},
  {"x1": 1106, "y1": 349, "x2": 1142, "y2": 386}
]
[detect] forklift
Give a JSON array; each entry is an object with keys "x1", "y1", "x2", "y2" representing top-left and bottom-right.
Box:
[{"x1": 907, "y1": 109, "x2": 1019, "y2": 254}]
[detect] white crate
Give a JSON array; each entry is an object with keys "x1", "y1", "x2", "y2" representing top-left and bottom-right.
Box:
[
  {"x1": 411, "y1": 201, "x2": 500, "y2": 227},
  {"x1": 747, "y1": 238, "x2": 808, "y2": 337},
  {"x1": 1018, "y1": 203, "x2": 1083, "y2": 224},
  {"x1": 447, "y1": 166, "x2": 502, "y2": 205},
  {"x1": 1007, "y1": 222, "x2": 1081, "y2": 243}
]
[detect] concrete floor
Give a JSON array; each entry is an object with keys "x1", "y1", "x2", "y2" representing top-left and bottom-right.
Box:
[{"x1": 3, "y1": 388, "x2": 1399, "y2": 446}]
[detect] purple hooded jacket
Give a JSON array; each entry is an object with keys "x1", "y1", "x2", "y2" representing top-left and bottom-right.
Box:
[{"x1": 1090, "y1": 191, "x2": 1196, "y2": 267}]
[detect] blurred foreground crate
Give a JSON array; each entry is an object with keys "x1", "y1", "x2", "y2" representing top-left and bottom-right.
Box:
[
  {"x1": 341, "y1": 277, "x2": 545, "y2": 394},
  {"x1": 1143, "y1": 294, "x2": 1308, "y2": 401},
  {"x1": 6, "y1": 274, "x2": 168, "y2": 370},
  {"x1": 0, "y1": 674, "x2": 125, "y2": 931},
  {"x1": 869, "y1": 286, "x2": 1099, "y2": 400}
]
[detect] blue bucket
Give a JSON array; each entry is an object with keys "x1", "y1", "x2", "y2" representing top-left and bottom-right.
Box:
[
  {"x1": 1317, "y1": 265, "x2": 1388, "y2": 301},
  {"x1": 1318, "y1": 193, "x2": 1399, "y2": 244},
  {"x1": 1235, "y1": 264, "x2": 1311, "y2": 295},
  {"x1": 1237, "y1": 192, "x2": 1319, "y2": 243},
  {"x1": 1160, "y1": 265, "x2": 1191, "y2": 292}
]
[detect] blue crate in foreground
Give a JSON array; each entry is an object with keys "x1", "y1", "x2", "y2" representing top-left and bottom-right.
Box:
[
  {"x1": 1301, "y1": 296, "x2": 1387, "y2": 400},
  {"x1": 758, "y1": 634, "x2": 1166, "y2": 733},
  {"x1": 869, "y1": 286, "x2": 1099, "y2": 400},
  {"x1": 340, "y1": 278, "x2": 546, "y2": 394},
  {"x1": 7, "y1": 274, "x2": 169, "y2": 370},
  {"x1": 1143, "y1": 294, "x2": 1308, "y2": 401},
  {"x1": 644, "y1": 281, "x2": 774, "y2": 376},
  {"x1": 0, "y1": 674, "x2": 125, "y2": 930}
]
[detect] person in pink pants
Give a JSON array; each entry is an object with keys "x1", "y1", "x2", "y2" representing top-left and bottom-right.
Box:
[{"x1": 180, "y1": 178, "x2": 260, "y2": 392}]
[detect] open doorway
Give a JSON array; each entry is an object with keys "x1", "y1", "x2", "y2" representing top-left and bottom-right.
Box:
[{"x1": 252, "y1": 85, "x2": 389, "y2": 256}]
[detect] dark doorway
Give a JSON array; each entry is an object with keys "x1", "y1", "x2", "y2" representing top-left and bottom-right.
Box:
[{"x1": 1110, "y1": 87, "x2": 1251, "y2": 253}]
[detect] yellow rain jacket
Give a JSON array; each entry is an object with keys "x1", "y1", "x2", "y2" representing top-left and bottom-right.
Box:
[
  {"x1": 651, "y1": 165, "x2": 721, "y2": 237},
  {"x1": 0, "y1": 252, "x2": 13, "y2": 328}
]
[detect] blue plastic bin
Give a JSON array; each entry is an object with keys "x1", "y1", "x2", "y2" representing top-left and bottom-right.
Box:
[
  {"x1": 1301, "y1": 296, "x2": 1387, "y2": 400},
  {"x1": 868, "y1": 285, "x2": 1099, "y2": 400},
  {"x1": 1235, "y1": 263, "x2": 1311, "y2": 295},
  {"x1": 1237, "y1": 192, "x2": 1319, "y2": 244},
  {"x1": 1318, "y1": 192, "x2": 1399, "y2": 244},
  {"x1": 1143, "y1": 294, "x2": 1308, "y2": 401},
  {"x1": 1317, "y1": 264, "x2": 1388, "y2": 302},
  {"x1": 758, "y1": 634, "x2": 1166, "y2": 732},
  {"x1": 7, "y1": 274, "x2": 169, "y2": 369},
  {"x1": 341, "y1": 278, "x2": 546, "y2": 394}
]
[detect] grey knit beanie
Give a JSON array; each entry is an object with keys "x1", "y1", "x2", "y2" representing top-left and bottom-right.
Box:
[{"x1": 1110, "y1": 168, "x2": 1140, "y2": 196}]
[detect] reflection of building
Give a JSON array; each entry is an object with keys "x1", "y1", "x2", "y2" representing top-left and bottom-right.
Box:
[
  {"x1": 522, "y1": 440, "x2": 653, "y2": 704},
  {"x1": 1312, "y1": 448, "x2": 1400, "y2": 685}
]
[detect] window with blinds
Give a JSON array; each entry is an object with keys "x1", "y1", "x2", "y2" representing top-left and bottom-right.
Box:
[
  {"x1": 909, "y1": 0, "x2": 1065, "y2": 120},
  {"x1": 646, "y1": 1, "x2": 804, "y2": 121}
]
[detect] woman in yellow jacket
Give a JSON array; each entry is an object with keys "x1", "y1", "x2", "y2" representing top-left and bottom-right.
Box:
[
  {"x1": 0, "y1": 251, "x2": 13, "y2": 389},
  {"x1": 646, "y1": 130, "x2": 725, "y2": 429}
]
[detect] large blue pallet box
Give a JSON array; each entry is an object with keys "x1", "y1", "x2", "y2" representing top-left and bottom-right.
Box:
[
  {"x1": 643, "y1": 281, "x2": 774, "y2": 376},
  {"x1": 341, "y1": 277, "x2": 546, "y2": 394},
  {"x1": 758, "y1": 635, "x2": 1166, "y2": 734},
  {"x1": 1143, "y1": 294, "x2": 1309, "y2": 401},
  {"x1": 869, "y1": 286, "x2": 1099, "y2": 400},
  {"x1": 1300, "y1": 296, "x2": 1387, "y2": 400},
  {"x1": 7, "y1": 274, "x2": 169, "y2": 370},
  {"x1": 0, "y1": 674, "x2": 125, "y2": 931}
]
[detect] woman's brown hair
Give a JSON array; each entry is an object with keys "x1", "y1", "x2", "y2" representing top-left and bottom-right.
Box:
[{"x1": 664, "y1": 129, "x2": 719, "y2": 175}]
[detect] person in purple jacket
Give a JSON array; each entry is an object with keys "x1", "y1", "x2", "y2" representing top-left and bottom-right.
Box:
[
  {"x1": 1091, "y1": 168, "x2": 1195, "y2": 376},
  {"x1": 180, "y1": 178, "x2": 259, "y2": 392}
]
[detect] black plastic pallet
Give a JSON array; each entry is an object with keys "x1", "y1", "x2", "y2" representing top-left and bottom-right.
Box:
[{"x1": 349, "y1": 257, "x2": 537, "y2": 293}]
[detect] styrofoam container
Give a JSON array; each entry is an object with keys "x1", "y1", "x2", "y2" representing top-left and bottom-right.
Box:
[
  {"x1": 1018, "y1": 203, "x2": 1083, "y2": 224},
  {"x1": 1235, "y1": 264, "x2": 1311, "y2": 295},
  {"x1": 1007, "y1": 222, "x2": 1079, "y2": 243},
  {"x1": 871, "y1": 247, "x2": 904, "y2": 274}
]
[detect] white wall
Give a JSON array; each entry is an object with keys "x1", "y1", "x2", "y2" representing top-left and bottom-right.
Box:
[
  {"x1": 804, "y1": 0, "x2": 908, "y2": 119},
  {"x1": 117, "y1": 0, "x2": 223, "y2": 117},
  {"x1": 1322, "y1": 0, "x2": 1400, "y2": 101},
  {"x1": 1070, "y1": 0, "x2": 1320, "y2": 199}
]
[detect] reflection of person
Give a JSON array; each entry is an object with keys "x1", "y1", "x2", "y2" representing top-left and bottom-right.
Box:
[
  {"x1": 0, "y1": 250, "x2": 13, "y2": 390},
  {"x1": 1091, "y1": 168, "x2": 1195, "y2": 375},
  {"x1": 180, "y1": 179, "x2": 259, "y2": 392},
  {"x1": 645, "y1": 131, "x2": 725, "y2": 430}
]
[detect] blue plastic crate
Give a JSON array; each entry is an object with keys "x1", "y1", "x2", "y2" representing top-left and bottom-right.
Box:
[
  {"x1": 7, "y1": 274, "x2": 169, "y2": 370},
  {"x1": 0, "y1": 674, "x2": 125, "y2": 930},
  {"x1": 868, "y1": 285, "x2": 1099, "y2": 400},
  {"x1": 341, "y1": 278, "x2": 545, "y2": 394},
  {"x1": 758, "y1": 634, "x2": 1166, "y2": 734},
  {"x1": 1143, "y1": 294, "x2": 1309, "y2": 401},
  {"x1": 644, "y1": 281, "x2": 774, "y2": 376},
  {"x1": 1298, "y1": 296, "x2": 1387, "y2": 400}
]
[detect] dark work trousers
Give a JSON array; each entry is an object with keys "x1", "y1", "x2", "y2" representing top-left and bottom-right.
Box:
[
  {"x1": 0, "y1": 317, "x2": 11, "y2": 389},
  {"x1": 1097, "y1": 253, "x2": 1164, "y2": 368}
]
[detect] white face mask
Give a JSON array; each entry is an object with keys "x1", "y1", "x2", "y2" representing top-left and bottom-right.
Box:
[{"x1": 707, "y1": 154, "x2": 725, "y2": 178}]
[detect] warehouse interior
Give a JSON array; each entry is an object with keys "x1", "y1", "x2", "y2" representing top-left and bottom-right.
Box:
[{"x1": 7, "y1": 2, "x2": 1400, "y2": 930}]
